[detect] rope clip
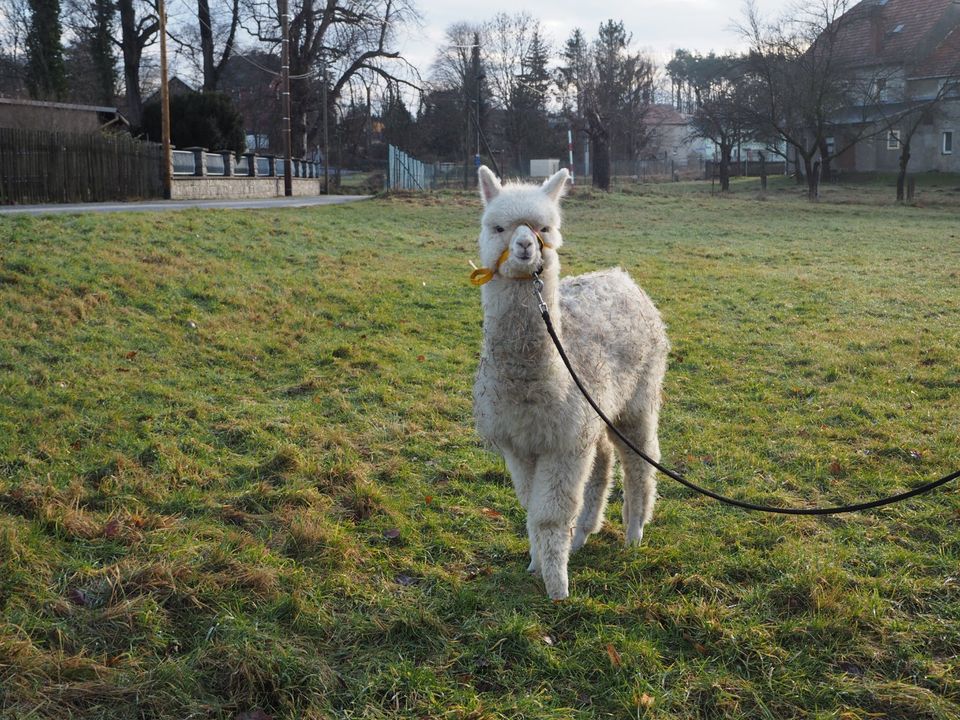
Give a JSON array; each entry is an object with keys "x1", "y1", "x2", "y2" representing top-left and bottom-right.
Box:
[{"x1": 532, "y1": 272, "x2": 548, "y2": 315}]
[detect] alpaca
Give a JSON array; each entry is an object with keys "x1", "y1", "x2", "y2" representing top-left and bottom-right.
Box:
[{"x1": 472, "y1": 166, "x2": 669, "y2": 600}]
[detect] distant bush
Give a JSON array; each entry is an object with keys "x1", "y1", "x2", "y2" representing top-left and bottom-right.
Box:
[{"x1": 141, "y1": 92, "x2": 245, "y2": 155}]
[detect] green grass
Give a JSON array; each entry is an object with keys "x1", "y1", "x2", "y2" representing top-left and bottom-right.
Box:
[{"x1": 1, "y1": 180, "x2": 959, "y2": 719}]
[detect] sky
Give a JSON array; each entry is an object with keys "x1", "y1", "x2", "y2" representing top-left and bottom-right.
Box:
[{"x1": 397, "y1": 0, "x2": 797, "y2": 80}]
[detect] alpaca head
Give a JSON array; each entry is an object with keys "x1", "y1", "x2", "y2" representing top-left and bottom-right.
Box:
[{"x1": 476, "y1": 166, "x2": 569, "y2": 280}]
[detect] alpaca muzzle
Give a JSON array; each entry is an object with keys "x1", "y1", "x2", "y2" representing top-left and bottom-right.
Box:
[{"x1": 469, "y1": 224, "x2": 552, "y2": 286}]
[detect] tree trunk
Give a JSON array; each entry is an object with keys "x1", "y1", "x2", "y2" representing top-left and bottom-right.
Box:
[
  {"x1": 803, "y1": 155, "x2": 819, "y2": 201},
  {"x1": 587, "y1": 109, "x2": 610, "y2": 191},
  {"x1": 896, "y1": 142, "x2": 911, "y2": 202},
  {"x1": 90, "y1": 0, "x2": 116, "y2": 105},
  {"x1": 117, "y1": 0, "x2": 156, "y2": 128},
  {"x1": 719, "y1": 143, "x2": 732, "y2": 192},
  {"x1": 818, "y1": 136, "x2": 832, "y2": 183},
  {"x1": 198, "y1": 0, "x2": 215, "y2": 91},
  {"x1": 759, "y1": 152, "x2": 767, "y2": 194},
  {"x1": 592, "y1": 133, "x2": 610, "y2": 190}
]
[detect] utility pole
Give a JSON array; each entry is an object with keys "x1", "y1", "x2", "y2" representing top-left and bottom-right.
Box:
[
  {"x1": 279, "y1": 0, "x2": 292, "y2": 196},
  {"x1": 322, "y1": 60, "x2": 329, "y2": 194},
  {"x1": 158, "y1": 0, "x2": 172, "y2": 199}
]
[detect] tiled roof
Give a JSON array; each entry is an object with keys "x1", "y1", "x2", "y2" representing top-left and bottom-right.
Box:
[
  {"x1": 645, "y1": 104, "x2": 688, "y2": 125},
  {"x1": 827, "y1": 0, "x2": 960, "y2": 77}
]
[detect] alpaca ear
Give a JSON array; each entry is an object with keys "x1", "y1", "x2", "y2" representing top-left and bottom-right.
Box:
[
  {"x1": 541, "y1": 168, "x2": 570, "y2": 202},
  {"x1": 478, "y1": 166, "x2": 501, "y2": 204}
]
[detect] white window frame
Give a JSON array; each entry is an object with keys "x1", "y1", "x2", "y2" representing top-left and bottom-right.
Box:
[
  {"x1": 887, "y1": 129, "x2": 901, "y2": 150},
  {"x1": 943, "y1": 130, "x2": 954, "y2": 155}
]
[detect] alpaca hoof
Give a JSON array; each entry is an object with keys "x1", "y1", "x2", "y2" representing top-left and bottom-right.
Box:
[
  {"x1": 527, "y1": 559, "x2": 540, "y2": 575},
  {"x1": 624, "y1": 527, "x2": 644, "y2": 547},
  {"x1": 571, "y1": 529, "x2": 587, "y2": 553},
  {"x1": 545, "y1": 580, "x2": 569, "y2": 601}
]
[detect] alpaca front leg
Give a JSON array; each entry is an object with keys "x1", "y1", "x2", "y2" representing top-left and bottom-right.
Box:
[
  {"x1": 528, "y1": 449, "x2": 595, "y2": 600},
  {"x1": 502, "y1": 449, "x2": 535, "y2": 510},
  {"x1": 501, "y1": 449, "x2": 539, "y2": 572},
  {"x1": 572, "y1": 435, "x2": 615, "y2": 553}
]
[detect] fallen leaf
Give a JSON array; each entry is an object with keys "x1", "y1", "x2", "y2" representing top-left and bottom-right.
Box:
[
  {"x1": 125, "y1": 350, "x2": 138, "y2": 361},
  {"x1": 234, "y1": 711, "x2": 272, "y2": 720},
  {"x1": 67, "y1": 588, "x2": 87, "y2": 606},
  {"x1": 103, "y1": 519, "x2": 122, "y2": 539},
  {"x1": 395, "y1": 574, "x2": 418, "y2": 586},
  {"x1": 542, "y1": 635, "x2": 554, "y2": 646},
  {"x1": 638, "y1": 693, "x2": 655, "y2": 709},
  {"x1": 838, "y1": 661, "x2": 864, "y2": 677},
  {"x1": 829, "y1": 461, "x2": 844, "y2": 477},
  {"x1": 383, "y1": 528, "x2": 401, "y2": 541},
  {"x1": 417, "y1": 355, "x2": 426, "y2": 362},
  {"x1": 480, "y1": 507, "x2": 503, "y2": 519},
  {"x1": 424, "y1": 495, "x2": 433, "y2": 505},
  {"x1": 605, "y1": 643, "x2": 622, "y2": 668}
]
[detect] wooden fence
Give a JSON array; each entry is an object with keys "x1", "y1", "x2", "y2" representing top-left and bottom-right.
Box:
[{"x1": 0, "y1": 127, "x2": 164, "y2": 204}]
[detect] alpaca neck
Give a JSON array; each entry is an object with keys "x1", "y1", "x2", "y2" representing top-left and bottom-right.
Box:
[{"x1": 480, "y1": 267, "x2": 563, "y2": 378}]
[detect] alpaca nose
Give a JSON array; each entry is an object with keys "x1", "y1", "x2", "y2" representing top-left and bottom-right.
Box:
[{"x1": 516, "y1": 237, "x2": 534, "y2": 252}]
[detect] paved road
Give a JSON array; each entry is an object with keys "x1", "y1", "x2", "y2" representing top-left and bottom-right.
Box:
[{"x1": 0, "y1": 194, "x2": 371, "y2": 216}]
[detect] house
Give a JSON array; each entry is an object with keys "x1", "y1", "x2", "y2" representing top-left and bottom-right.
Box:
[
  {"x1": 642, "y1": 104, "x2": 710, "y2": 167},
  {"x1": 828, "y1": 0, "x2": 960, "y2": 173},
  {"x1": 0, "y1": 97, "x2": 129, "y2": 133}
]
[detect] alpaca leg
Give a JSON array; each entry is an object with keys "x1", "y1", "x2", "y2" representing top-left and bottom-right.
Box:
[
  {"x1": 501, "y1": 449, "x2": 539, "y2": 571},
  {"x1": 528, "y1": 447, "x2": 595, "y2": 600},
  {"x1": 571, "y1": 435, "x2": 615, "y2": 553},
  {"x1": 616, "y1": 411, "x2": 661, "y2": 546},
  {"x1": 502, "y1": 448, "x2": 535, "y2": 510}
]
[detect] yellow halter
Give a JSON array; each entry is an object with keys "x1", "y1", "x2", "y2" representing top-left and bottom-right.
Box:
[{"x1": 469, "y1": 224, "x2": 553, "y2": 286}]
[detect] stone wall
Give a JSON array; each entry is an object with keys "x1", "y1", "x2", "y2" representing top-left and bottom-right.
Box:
[{"x1": 170, "y1": 177, "x2": 323, "y2": 200}]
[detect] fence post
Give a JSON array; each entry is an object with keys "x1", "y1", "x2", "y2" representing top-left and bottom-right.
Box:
[
  {"x1": 265, "y1": 155, "x2": 276, "y2": 177},
  {"x1": 244, "y1": 152, "x2": 257, "y2": 177},
  {"x1": 220, "y1": 150, "x2": 235, "y2": 177},
  {"x1": 185, "y1": 147, "x2": 207, "y2": 176}
]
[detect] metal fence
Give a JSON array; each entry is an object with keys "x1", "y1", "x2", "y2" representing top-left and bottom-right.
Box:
[
  {"x1": 0, "y1": 127, "x2": 163, "y2": 204},
  {"x1": 387, "y1": 144, "x2": 431, "y2": 190}
]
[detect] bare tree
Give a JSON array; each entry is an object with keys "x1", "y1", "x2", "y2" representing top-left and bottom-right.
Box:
[
  {"x1": 482, "y1": 13, "x2": 554, "y2": 174},
  {"x1": 117, "y1": 0, "x2": 158, "y2": 126},
  {"x1": 557, "y1": 20, "x2": 656, "y2": 190},
  {"x1": 240, "y1": 0, "x2": 420, "y2": 155},
  {"x1": 667, "y1": 51, "x2": 756, "y2": 191},
  {"x1": 429, "y1": 22, "x2": 486, "y2": 184},
  {"x1": 741, "y1": 0, "x2": 888, "y2": 200},
  {"x1": 883, "y1": 75, "x2": 960, "y2": 201},
  {"x1": 164, "y1": 0, "x2": 241, "y2": 91}
]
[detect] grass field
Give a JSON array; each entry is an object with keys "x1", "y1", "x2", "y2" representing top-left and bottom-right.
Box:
[{"x1": 1, "y1": 178, "x2": 959, "y2": 719}]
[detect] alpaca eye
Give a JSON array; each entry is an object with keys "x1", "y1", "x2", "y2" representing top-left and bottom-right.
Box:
[
  {"x1": 541, "y1": 227, "x2": 550, "y2": 233},
  {"x1": 494, "y1": 226, "x2": 505, "y2": 233}
]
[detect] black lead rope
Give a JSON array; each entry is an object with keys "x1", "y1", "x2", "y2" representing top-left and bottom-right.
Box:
[{"x1": 532, "y1": 277, "x2": 960, "y2": 515}]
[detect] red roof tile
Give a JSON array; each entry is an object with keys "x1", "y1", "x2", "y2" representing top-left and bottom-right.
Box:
[{"x1": 827, "y1": 0, "x2": 960, "y2": 77}]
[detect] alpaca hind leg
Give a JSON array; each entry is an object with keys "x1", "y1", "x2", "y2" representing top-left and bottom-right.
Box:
[
  {"x1": 571, "y1": 435, "x2": 615, "y2": 553},
  {"x1": 616, "y1": 415, "x2": 660, "y2": 547},
  {"x1": 528, "y1": 446, "x2": 595, "y2": 600}
]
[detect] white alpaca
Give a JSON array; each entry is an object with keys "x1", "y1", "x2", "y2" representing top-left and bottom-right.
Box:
[{"x1": 472, "y1": 166, "x2": 669, "y2": 600}]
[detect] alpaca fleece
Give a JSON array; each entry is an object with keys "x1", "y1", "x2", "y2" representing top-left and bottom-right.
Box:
[{"x1": 472, "y1": 166, "x2": 669, "y2": 599}]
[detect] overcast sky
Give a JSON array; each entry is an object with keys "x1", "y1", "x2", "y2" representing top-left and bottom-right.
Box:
[{"x1": 397, "y1": 0, "x2": 797, "y2": 79}]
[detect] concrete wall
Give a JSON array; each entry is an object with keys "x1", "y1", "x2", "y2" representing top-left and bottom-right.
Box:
[
  {"x1": 853, "y1": 99, "x2": 960, "y2": 174},
  {"x1": 170, "y1": 177, "x2": 323, "y2": 200}
]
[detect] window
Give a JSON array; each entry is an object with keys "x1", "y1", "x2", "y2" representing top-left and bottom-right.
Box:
[
  {"x1": 887, "y1": 130, "x2": 901, "y2": 150},
  {"x1": 944, "y1": 131, "x2": 954, "y2": 155}
]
